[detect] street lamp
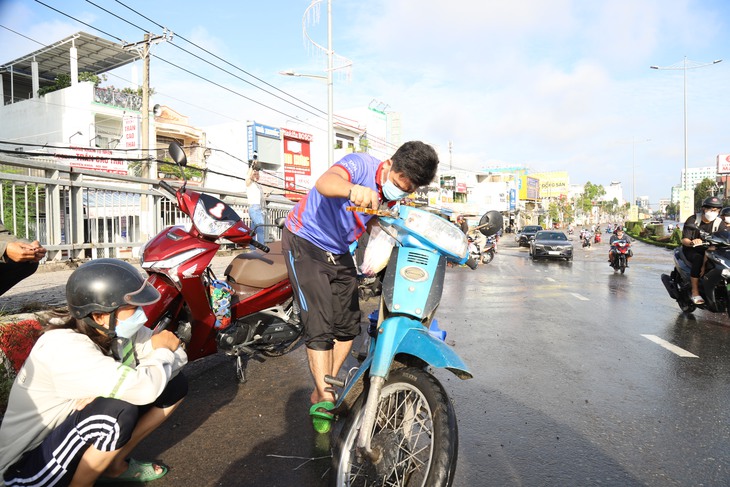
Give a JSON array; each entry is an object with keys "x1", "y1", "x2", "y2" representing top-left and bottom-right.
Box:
[
  {"x1": 279, "y1": 69, "x2": 333, "y2": 167},
  {"x1": 650, "y1": 57, "x2": 722, "y2": 190}
]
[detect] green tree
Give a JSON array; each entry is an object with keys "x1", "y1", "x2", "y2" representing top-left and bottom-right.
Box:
[{"x1": 693, "y1": 178, "x2": 718, "y2": 211}]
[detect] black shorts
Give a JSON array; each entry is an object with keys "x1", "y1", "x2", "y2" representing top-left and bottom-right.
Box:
[
  {"x1": 4, "y1": 373, "x2": 187, "y2": 487},
  {"x1": 282, "y1": 228, "x2": 361, "y2": 351}
]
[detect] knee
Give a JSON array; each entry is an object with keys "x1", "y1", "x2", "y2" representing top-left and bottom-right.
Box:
[{"x1": 79, "y1": 397, "x2": 138, "y2": 451}]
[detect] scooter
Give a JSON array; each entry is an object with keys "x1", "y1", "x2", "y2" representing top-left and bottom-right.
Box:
[
  {"x1": 582, "y1": 232, "x2": 592, "y2": 248},
  {"x1": 661, "y1": 225, "x2": 730, "y2": 315},
  {"x1": 466, "y1": 234, "x2": 495, "y2": 265},
  {"x1": 140, "y1": 142, "x2": 302, "y2": 383},
  {"x1": 329, "y1": 206, "x2": 502, "y2": 486},
  {"x1": 481, "y1": 236, "x2": 497, "y2": 264},
  {"x1": 609, "y1": 239, "x2": 631, "y2": 274},
  {"x1": 594, "y1": 232, "x2": 602, "y2": 244}
]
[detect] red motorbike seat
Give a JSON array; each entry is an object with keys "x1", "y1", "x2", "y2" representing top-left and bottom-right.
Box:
[{"x1": 225, "y1": 240, "x2": 289, "y2": 289}]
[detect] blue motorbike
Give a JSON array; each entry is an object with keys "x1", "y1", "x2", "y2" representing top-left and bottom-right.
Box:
[{"x1": 330, "y1": 206, "x2": 502, "y2": 486}]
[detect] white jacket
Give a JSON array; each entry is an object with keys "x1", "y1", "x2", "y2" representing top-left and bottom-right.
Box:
[{"x1": 0, "y1": 326, "x2": 187, "y2": 476}]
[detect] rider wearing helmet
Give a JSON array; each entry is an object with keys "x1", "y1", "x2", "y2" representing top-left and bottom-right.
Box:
[
  {"x1": 0, "y1": 259, "x2": 188, "y2": 486},
  {"x1": 721, "y1": 207, "x2": 730, "y2": 225},
  {"x1": 608, "y1": 225, "x2": 633, "y2": 266},
  {"x1": 681, "y1": 196, "x2": 727, "y2": 304}
]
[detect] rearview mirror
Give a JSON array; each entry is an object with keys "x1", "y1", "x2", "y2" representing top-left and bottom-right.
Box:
[
  {"x1": 477, "y1": 210, "x2": 504, "y2": 237},
  {"x1": 168, "y1": 142, "x2": 188, "y2": 167}
]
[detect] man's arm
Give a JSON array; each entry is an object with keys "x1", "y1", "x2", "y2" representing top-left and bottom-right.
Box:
[{"x1": 315, "y1": 165, "x2": 380, "y2": 209}]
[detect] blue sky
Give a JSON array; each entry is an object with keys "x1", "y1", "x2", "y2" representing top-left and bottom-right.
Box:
[{"x1": 2, "y1": 0, "x2": 729, "y2": 206}]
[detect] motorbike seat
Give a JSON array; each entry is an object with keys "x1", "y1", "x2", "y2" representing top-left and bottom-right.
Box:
[
  {"x1": 225, "y1": 240, "x2": 289, "y2": 289},
  {"x1": 676, "y1": 247, "x2": 693, "y2": 269}
]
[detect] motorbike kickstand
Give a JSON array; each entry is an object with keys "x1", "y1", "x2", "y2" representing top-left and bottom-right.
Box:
[{"x1": 235, "y1": 355, "x2": 249, "y2": 384}]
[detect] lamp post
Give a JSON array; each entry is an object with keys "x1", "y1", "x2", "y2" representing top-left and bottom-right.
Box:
[
  {"x1": 278, "y1": 69, "x2": 333, "y2": 167},
  {"x1": 650, "y1": 57, "x2": 722, "y2": 190}
]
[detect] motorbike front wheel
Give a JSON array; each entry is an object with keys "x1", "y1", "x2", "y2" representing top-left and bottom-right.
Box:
[
  {"x1": 332, "y1": 367, "x2": 458, "y2": 487},
  {"x1": 619, "y1": 255, "x2": 626, "y2": 274}
]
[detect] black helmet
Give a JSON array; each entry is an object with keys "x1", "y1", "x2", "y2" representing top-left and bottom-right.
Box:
[
  {"x1": 702, "y1": 196, "x2": 723, "y2": 209},
  {"x1": 66, "y1": 259, "x2": 160, "y2": 320},
  {"x1": 721, "y1": 207, "x2": 730, "y2": 217}
]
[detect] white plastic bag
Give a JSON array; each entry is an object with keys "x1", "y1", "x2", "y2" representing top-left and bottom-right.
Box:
[{"x1": 360, "y1": 226, "x2": 396, "y2": 276}]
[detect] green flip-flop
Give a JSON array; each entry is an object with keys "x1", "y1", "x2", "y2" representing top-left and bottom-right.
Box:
[
  {"x1": 309, "y1": 401, "x2": 335, "y2": 434},
  {"x1": 96, "y1": 458, "x2": 168, "y2": 483}
]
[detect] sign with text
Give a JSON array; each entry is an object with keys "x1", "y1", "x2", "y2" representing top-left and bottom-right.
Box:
[
  {"x1": 282, "y1": 128, "x2": 312, "y2": 201},
  {"x1": 64, "y1": 147, "x2": 128, "y2": 175},
  {"x1": 717, "y1": 154, "x2": 730, "y2": 175},
  {"x1": 122, "y1": 115, "x2": 138, "y2": 150}
]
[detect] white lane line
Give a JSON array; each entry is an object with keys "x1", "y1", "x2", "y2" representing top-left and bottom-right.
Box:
[
  {"x1": 546, "y1": 277, "x2": 556, "y2": 282},
  {"x1": 641, "y1": 334, "x2": 698, "y2": 358},
  {"x1": 571, "y1": 293, "x2": 589, "y2": 301}
]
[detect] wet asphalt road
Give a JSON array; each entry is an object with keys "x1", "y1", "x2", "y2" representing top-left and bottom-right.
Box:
[{"x1": 3, "y1": 235, "x2": 730, "y2": 486}]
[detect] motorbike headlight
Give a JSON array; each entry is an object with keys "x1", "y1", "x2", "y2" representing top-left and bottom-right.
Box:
[
  {"x1": 400, "y1": 208, "x2": 468, "y2": 259},
  {"x1": 193, "y1": 199, "x2": 236, "y2": 237}
]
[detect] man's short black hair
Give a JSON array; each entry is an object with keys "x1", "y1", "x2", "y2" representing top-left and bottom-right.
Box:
[{"x1": 390, "y1": 141, "x2": 439, "y2": 187}]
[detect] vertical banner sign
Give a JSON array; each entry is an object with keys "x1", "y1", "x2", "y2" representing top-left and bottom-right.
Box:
[
  {"x1": 679, "y1": 188, "x2": 694, "y2": 224},
  {"x1": 122, "y1": 115, "x2": 139, "y2": 150},
  {"x1": 282, "y1": 128, "x2": 313, "y2": 201}
]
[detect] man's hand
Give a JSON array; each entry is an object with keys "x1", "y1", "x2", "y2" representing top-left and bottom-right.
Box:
[
  {"x1": 5, "y1": 241, "x2": 46, "y2": 263},
  {"x1": 151, "y1": 330, "x2": 181, "y2": 352},
  {"x1": 349, "y1": 184, "x2": 381, "y2": 210},
  {"x1": 692, "y1": 238, "x2": 704, "y2": 247}
]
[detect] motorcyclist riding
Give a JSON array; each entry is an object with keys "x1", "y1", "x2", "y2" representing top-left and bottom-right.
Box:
[
  {"x1": 608, "y1": 226, "x2": 632, "y2": 266},
  {"x1": 721, "y1": 207, "x2": 730, "y2": 225},
  {"x1": 681, "y1": 196, "x2": 727, "y2": 305}
]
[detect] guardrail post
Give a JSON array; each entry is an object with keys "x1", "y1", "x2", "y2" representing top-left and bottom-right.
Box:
[
  {"x1": 44, "y1": 168, "x2": 62, "y2": 261},
  {"x1": 69, "y1": 171, "x2": 85, "y2": 260}
]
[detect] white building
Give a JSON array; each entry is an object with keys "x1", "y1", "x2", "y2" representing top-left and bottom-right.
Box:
[{"x1": 682, "y1": 166, "x2": 717, "y2": 190}]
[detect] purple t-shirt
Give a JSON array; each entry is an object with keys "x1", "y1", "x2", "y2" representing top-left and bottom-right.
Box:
[{"x1": 286, "y1": 153, "x2": 384, "y2": 254}]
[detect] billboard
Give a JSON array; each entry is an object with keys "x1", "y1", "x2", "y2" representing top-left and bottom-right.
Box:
[
  {"x1": 717, "y1": 154, "x2": 730, "y2": 175},
  {"x1": 518, "y1": 176, "x2": 539, "y2": 200},
  {"x1": 282, "y1": 128, "x2": 312, "y2": 201},
  {"x1": 247, "y1": 122, "x2": 281, "y2": 165},
  {"x1": 530, "y1": 171, "x2": 570, "y2": 198}
]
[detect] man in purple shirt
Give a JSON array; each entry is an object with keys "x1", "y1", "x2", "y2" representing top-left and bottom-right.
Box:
[{"x1": 282, "y1": 141, "x2": 439, "y2": 433}]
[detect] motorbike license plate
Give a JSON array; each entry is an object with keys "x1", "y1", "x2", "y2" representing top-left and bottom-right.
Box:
[{"x1": 548, "y1": 251, "x2": 560, "y2": 255}]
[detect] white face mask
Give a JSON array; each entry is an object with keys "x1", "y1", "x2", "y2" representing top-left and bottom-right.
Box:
[
  {"x1": 724, "y1": 216, "x2": 730, "y2": 224},
  {"x1": 704, "y1": 210, "x2": 719, "y2": 222},
  {"x1": 114, "y1": 307, "x2": 148, "y2": 339}
]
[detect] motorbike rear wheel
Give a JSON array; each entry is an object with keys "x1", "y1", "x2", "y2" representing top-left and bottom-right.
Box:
[
  {"x1": 332, "y1": 367, "x2": 458, "y2": 487},
  {"x1": 482, "y1": 250, "x2": 494, "y2": 264}
]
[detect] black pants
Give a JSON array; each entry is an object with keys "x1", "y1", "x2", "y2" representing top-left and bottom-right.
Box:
[
  {"x1": 684, "y1": 246, "x2": 706, "y2": 279},
  {"x1": 0, "y1": 260, "x2": 39, "y2": 296}
]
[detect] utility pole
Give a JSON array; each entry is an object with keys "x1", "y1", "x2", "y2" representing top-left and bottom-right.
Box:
[{"x1": 123, "y1": 31, "x2": 170, "y2": 246}]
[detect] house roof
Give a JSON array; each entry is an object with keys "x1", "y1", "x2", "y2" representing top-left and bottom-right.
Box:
[{"x1": 1, "y1": 31, "x2": 138, "y2": 102}]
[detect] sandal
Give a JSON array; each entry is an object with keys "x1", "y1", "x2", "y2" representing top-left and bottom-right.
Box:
[
  {"x1": 309, "y1": 401, "x2": 335, "y2": 434},
  {"x1": 691, "y1": 295, "x2": 705, "y2": 305},
  {"x1": 96, "y1": 458, "x2": 168, "y2": 483}
]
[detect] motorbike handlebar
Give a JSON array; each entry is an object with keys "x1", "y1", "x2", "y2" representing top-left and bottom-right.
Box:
[
  {"x1": 465, "y1": 257, "x2": 478, "y2": 270},
  {"x1": 250, "y1": 239, "x2": 270, "y2": 253},
  {"x1": 159, "y1": 180, "x2": 176, "y2": 195}
]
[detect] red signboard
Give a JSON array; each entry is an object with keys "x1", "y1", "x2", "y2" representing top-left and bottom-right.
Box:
[{"x1": 282, "y1": 128, "x2": 312, "y2": 201}]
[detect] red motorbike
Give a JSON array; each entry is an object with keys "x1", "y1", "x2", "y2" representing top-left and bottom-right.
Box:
[
  {"x1": 140, "y1": 143, "x2": 302, "y2": 382},
  {"x1": 609, "y1": 239, "x2": 631, "y2": 274}
]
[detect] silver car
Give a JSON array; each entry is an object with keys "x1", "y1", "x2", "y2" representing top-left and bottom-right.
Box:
[{"x1": 529, "y1": 230, "x2": 573, "y2": 261}]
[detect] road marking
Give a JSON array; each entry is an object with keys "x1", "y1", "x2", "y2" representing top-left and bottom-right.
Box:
[
  {"x1": 571, "y1": 293, "x2": 589, "y2": 301},
  {"x1": 641, "y1": 334, "x2": 698, "y2": 358},
  {"x1": 546, "y1": 277, "x2": 556, "y2": 282}
]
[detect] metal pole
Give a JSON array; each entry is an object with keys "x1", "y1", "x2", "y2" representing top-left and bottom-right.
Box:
[
  {"x1": 683, "y1": 56, "x2": 688, "y2": 191},
  {"x1": 327, "y1": 0, "x2": 334, "y2": 167}
]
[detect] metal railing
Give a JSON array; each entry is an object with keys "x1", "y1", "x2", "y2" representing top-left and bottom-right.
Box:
[{"x1": 0, "y1": 154, "x2": 293, "y2": 263}]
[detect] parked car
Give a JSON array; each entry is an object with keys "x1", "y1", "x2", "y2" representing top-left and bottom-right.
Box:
[
  {"x1": 517, "y1": 225, "x2": 544, "y2": 247},
  {"x1": 529, "y1": 230, "x2": 573, "y2": 261}
]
